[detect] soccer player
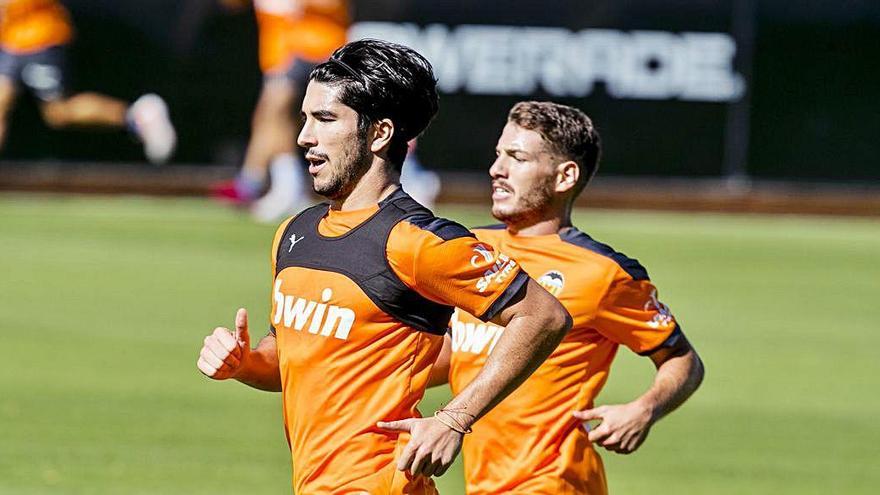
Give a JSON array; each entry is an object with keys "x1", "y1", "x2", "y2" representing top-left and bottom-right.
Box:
[
  {"x1": 196, "y1": 40, "x2": 572, "y2": 494},
  {"x1": 212, "y1": 0, "x2": 348, "y2": 222},
  {"x1": 0, "y1": 0, "x2": 176, "y2": 163},
  {"x1": 430, "y1": 101, "x2": 705, "y2": 494}
]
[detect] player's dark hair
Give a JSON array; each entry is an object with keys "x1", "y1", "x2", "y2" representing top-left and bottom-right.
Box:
[
  {"x1": 310, "y1": 39, "x2": 439, "y2": 169},
  {"x1": 508, "y1": 101, "x2": 602, "y2": 198}
]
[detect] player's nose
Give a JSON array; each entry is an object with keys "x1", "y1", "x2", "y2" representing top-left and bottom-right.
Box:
[
  {"x1": 297, "y1": 122, "x2": 317, "y2": 149},
  {"x1": 489, "y1": 155, "x2": 507, "y2": 179}
]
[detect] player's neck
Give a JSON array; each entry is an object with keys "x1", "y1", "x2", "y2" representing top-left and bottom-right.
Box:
[
  {"x1": 331, "y1": 161, "x2": 400, "y2": 211},
  {"x1": 506, "y1": 202, "x2": 573, "y2": 236}
]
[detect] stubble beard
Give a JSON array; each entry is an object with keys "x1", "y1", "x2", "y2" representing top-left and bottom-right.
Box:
[
  {"x1": 313, "y1": 132, "x2": 372, "y2": 200},
  {"x1": 491, "y1": 175, "x2": 556, "y2": 228}
]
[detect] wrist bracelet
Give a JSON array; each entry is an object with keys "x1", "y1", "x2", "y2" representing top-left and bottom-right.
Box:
[{"x1": 433, "y1": 409, "x2": 473, "y2": 434}]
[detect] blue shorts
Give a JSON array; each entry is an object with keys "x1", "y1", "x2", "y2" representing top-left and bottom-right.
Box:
[{"x1": 0, "y1": 45, "x2": 68, "y2": 101}]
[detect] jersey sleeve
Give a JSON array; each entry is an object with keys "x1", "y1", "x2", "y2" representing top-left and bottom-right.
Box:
[
  {"x1": 591, "y1": 276, "x2": 681, "y2": 355},
  {"x1": 387, "y1": 219, "x2": 529, "y2": 321}
]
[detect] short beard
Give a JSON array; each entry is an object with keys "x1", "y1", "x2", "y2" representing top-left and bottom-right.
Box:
[
  {"x1": 313, "y1": 130, "x2": 372, "y2": 200},
  {"x1": 491, "y1": 175, "x2": 556, "y2": 228}
]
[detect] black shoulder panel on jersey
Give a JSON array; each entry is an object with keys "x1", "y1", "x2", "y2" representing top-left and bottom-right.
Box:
[
  {"x1": 472, "y1": 223, "x2": 506, "y2": 230},
  {"x1": 407, "y1": 215, "x2": 475, "y2": 241},
  {"x1": 273, "y1": 188, "x2": 456, "y2": 336},
  {"x1": 559, "y1": 227, "x2": 649, "y2": 280},
  {"x1": 378, "y1": 189, "x2": 473, "y2": 241}
]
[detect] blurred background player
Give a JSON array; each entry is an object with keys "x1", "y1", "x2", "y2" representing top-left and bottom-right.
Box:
[
  {"x1": 400, "y1": 137, "x2": 442, "y2": 209},
  {"x1": 430, "y1": 101, "x2": 705, "y2": 494},
  {"x1": 213, "y1": 0, "x2": 441, "y2": 221},
  {"x1": 0, "y1": 0, "x2": 176, "y2": 163},
  {"x1": 212, "y1": 0, "x2": 348, "y2": 221}
]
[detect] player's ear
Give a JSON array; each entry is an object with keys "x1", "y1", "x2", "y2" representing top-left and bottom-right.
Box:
[
  {"x1": 556, "y1": 160, "x2": 579, "y2": 194},
  {"x1": 370, "y1": 118, "x2": 394, "y2": 154}
]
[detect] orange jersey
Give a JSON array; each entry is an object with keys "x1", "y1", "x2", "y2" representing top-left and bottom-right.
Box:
[
  {"x1": 0, "y1": 0, "x2": 72, "y2": 54},
  {"x1": 448, "y1": 226, "x2": 680, "y2": 495},
  {"x1": 254, "y1": 0, "x2": 348, "y2": 73},
  {"x1": 269, "y1": 191, "x2": 529, "y2": 494}
]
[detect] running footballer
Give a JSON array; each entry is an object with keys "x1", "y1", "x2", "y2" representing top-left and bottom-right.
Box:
[
  {"x1": 431, "y1": 101, "x2": 705, "y2": 494},
  {"x1": 197, "y1": 41, "x2": 572, "y2": 494}
]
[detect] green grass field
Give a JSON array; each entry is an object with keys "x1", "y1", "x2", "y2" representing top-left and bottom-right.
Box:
[{"x1": 1, "y1": 193, "x2": 879, "y2": 494}]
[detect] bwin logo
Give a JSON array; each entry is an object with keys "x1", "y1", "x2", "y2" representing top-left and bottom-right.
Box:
[
  {"x1": 449, "y1": 309, "x2": 504, "y2": 355},
  {"x1": 272, "y1": 281, "x2": 356, "y2": 340}
]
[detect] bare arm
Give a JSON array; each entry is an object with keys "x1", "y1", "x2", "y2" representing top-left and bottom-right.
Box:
[
  {"x1": 445, "y1": 278, "x2": 571, "y2": 419},
  {"x1": 574, "y1": 331, "x2": 704, "y2": 454},
  {"x1": 427, "y1": 334, "x2": 452, "y2": 388},
  {"x1": 378, "y1": 279, "x2": 571, "y2": 477},
  {"x1": 233, "y1": 333, "x2": 282, "y2": 392},
  {"x1": 640, "y1": 333, "x2": 705, "y2": 422},
  {"x1": 197, "y1": 308, "x2": 282, "y2": 392}
]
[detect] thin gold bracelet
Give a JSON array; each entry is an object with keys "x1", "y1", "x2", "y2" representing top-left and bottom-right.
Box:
[
  {"x1": 434, "y1": 410, "x2": 473, "y2": 434},
  {"x1": 439, "y1": 406, "x2": 476, "y2": 420}
]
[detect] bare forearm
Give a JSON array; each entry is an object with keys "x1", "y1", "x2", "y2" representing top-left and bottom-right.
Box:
[
  {"x1": 638, "y1": 350, "x2": 704, "y2": 423},
  {"x1": 445, "y1": 311, "x2": 569, "y2": 420},
  {"x1": 235, "y1": 336, "x2": 282, "y2": 392}
]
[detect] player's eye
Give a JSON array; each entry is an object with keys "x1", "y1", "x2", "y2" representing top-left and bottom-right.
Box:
[{"x1": 310, "y1": 111, "x2": 337, "y2": 123}]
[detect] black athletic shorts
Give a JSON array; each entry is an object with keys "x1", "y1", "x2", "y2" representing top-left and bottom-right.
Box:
[{"x1": 0, "y1": 44, "x2": 68, "y2": 101}]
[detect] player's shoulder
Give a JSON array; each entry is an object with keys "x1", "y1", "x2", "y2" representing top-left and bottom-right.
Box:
[
  {"x1": 472, "y1": 223, "x2": 507, "y2": 232},
  {"x1": 559, "y1": 227, "x2": 649, "y2": 281},
  {"x1": 395, "y1": 212, "x2": 475, "y2": 243},
  {"x1": 386, "y1": 210, "x2": 479, "y2": 278},
  {"x1": 271, "y1": 215, "x2": 297, "y2": 249},
  {"x1": 469, "y1": 223, "x2": 507, "y2": 241},
  {"x1": 378, "y1": 187, "x2": 473, "y2": 242}
]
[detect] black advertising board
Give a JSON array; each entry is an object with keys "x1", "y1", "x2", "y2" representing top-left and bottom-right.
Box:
[
  {"x1": 1, "y1": 0, "x2": 877, "y2": 181},
  {"x1": 350, "y1": 0, "x2": 744, "y2": 177}
]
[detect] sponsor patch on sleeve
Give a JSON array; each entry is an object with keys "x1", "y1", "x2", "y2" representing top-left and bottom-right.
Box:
[{"x1": 474, "y1": 247, "x2": 519, "y2": 293}]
